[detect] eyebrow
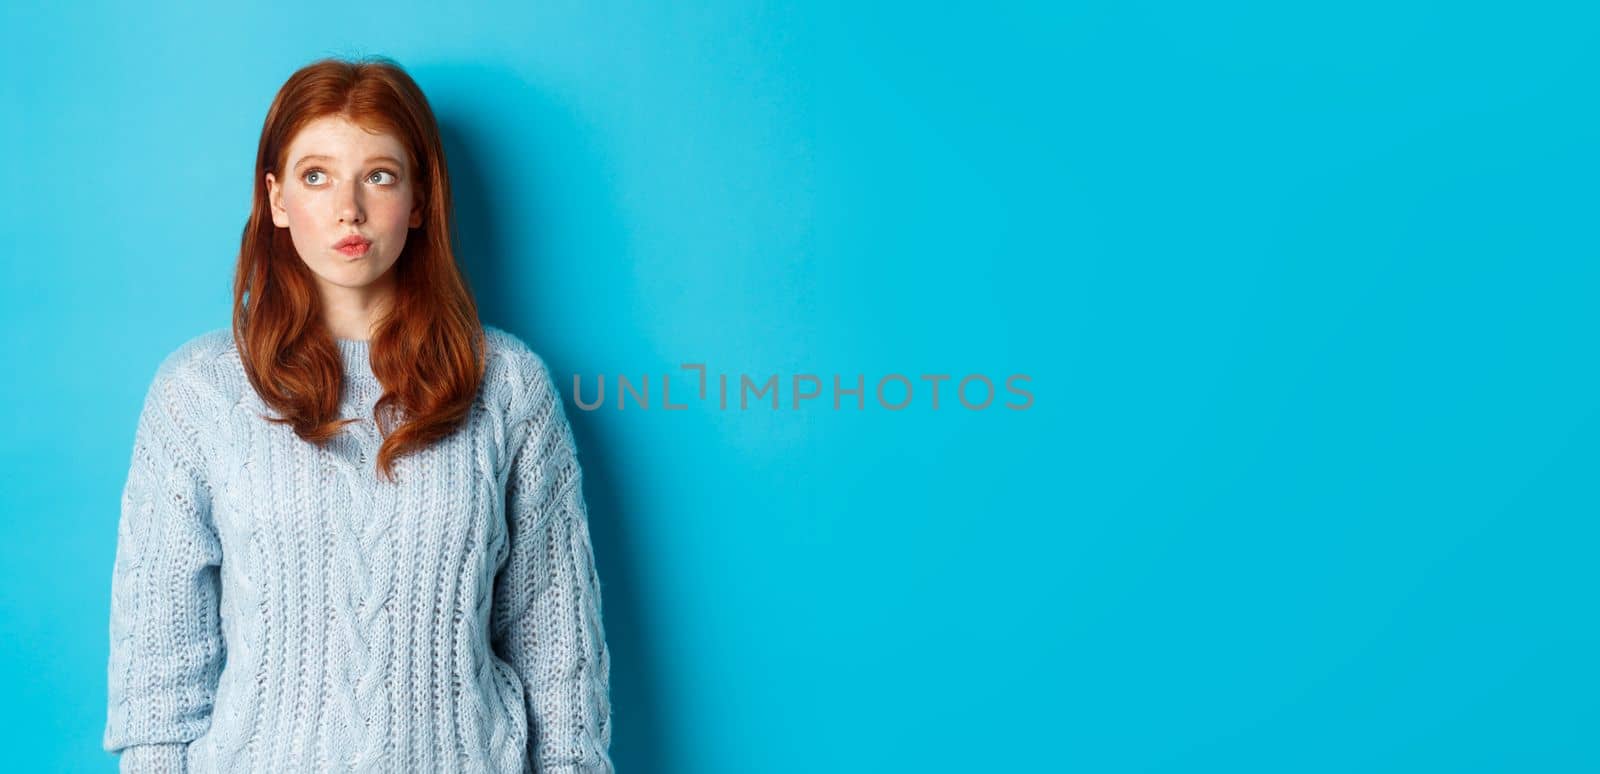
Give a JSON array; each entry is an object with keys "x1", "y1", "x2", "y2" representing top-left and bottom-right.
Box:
[{"x1": 293, "y1": 154, "x2": 405, "y2": 170}]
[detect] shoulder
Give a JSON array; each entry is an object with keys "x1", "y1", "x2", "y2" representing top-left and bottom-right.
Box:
[
  {"x1": 131, "y1": 329, "x2": 237, "y2": 468},
  {"x1": 152, "y1": 327, "x2": 235, "y2": 380},
  {"x1": 144, "y1": 327, "x2": 240, "y2": 413},
  {"x1": 482, "y1": 324, "x2": 558, "y2": 399},
  {"x1": 482, "y1": 324, "x2": 548, "y2": 372},
  {"x1": 480, "y1": 324, "x2": 572, "y2": 432}
]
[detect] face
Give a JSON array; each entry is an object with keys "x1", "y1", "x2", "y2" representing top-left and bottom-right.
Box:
[{"x1": 265, "y1": 115, "x2": 423, "y2": 299}]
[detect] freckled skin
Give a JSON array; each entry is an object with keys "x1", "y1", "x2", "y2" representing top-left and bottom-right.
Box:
[{"x1": 264, "y1": 116, "x2": 423, "y2": 303}]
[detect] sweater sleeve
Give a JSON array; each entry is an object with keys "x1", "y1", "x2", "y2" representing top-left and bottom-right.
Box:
[
  {"x1": 491, "y1": 356, "x2": 614, "y2": 774},
  {"x1": 103, "y1": 359, "x2": 225, "y2": 774}
]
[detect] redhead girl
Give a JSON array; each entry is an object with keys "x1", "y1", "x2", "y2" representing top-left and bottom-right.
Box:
[{"x1": 102, "y1": 56, "x2": 612, "y2": 774}]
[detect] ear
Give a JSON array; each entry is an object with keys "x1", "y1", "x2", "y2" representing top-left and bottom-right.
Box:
[
  {"x1": 265, "y1": 172, "x2": 289, "y2": 228},
  {"x1": 409, "y1": 200, "x2": 423, "y2": 229}
]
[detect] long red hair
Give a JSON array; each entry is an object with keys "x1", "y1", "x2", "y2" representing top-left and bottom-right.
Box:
[{"x1": 233, "y1": 55, "x2": 485, "y2": 483}]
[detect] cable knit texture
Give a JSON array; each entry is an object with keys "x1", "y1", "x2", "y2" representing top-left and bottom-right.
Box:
[{"x1": 103, "y1": 325, "x2": 612, "y2": 773}]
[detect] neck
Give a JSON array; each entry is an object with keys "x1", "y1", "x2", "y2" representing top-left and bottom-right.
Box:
[{"x1": 319, "y1": 272, "x2": 396, "y2": 341}]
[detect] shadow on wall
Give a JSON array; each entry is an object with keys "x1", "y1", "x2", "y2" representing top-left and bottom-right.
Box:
[{"x1": 424, "y1": 59, "x2": 672, "y2": 772}]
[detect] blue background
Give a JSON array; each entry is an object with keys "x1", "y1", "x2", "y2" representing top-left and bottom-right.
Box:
[{"x1": 3, "y1": 2, "x2": 1597, "y2": 771}]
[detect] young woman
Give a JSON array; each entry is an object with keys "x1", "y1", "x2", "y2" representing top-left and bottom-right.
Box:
[{"x1": 101, "y1": 56, "x2": 613, "y2": 773}]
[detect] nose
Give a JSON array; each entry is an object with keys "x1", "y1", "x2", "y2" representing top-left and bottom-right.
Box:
[{"x1": 337, "y1": 183, "x2": 365, "y2": 225}]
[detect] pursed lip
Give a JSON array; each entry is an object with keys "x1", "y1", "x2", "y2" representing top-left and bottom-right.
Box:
[{"x1": 333, "y1": 234, "x2": 372, "y2": 249}]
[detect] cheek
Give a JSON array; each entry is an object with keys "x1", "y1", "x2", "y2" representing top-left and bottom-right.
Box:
[
  {"x1": 377, "y1": 192, "x2": 415, "y2": 222},
  {"x1": 284, "y1": 195, "x2": 321, "y2": 225}
]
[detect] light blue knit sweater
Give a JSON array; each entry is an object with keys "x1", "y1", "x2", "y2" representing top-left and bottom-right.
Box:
[{"x1": 102, "y1": 326, "x2": 612, "y2": 773}]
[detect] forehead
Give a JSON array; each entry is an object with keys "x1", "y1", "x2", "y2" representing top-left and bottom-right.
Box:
[{"x1": 287, "y1": 116, "x2": 408, "y2": 166}]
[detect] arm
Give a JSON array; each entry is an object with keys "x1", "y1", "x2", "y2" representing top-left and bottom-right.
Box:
[
  {"x1": 491, "y1": 356, "x2": 614, "y2": 774},
  {"x1": 103, "y1": 362, "x2": 225, "y2": 774}
]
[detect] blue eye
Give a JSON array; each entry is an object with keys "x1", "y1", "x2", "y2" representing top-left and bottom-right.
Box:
[
  {"x1": 368, "y1": 170, "x2": 398, "y2": 184},
  {"x1": 303, "y1": 170, "x2": 325, "y2": 185}
]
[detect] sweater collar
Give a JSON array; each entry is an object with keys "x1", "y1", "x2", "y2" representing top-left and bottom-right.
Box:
[{"x1": 335, "y1": 337, "x2": 377, "y2": 382}]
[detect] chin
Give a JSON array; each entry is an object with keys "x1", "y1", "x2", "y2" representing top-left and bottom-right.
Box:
[
  {"x1": 342, "y1": 275, "x2": 385, "y2": 289},
  {"x1": 311, "y1": 268, "x2": 380, "y2": 290}
]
